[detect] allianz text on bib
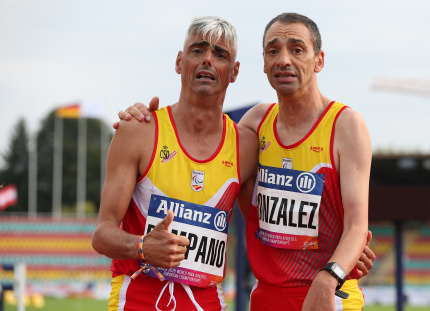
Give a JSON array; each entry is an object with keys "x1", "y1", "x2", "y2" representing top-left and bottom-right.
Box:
[
  {"x1": 144, "y1": 195, "x2": 228, "y2": 287},
  {"x1": 257, "y1": 164, "x2": 325, "y2": 250}
]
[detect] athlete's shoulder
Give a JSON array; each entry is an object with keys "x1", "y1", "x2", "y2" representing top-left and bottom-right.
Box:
[
  {"x1": 336, "y1": 107, "x2": 367, "y2": 133},
  {"x1": 114, "y1": 115, "x2": 157, "y2": 157},
  {"x1": 335, "y1": 107, "x2": 371, "y2": 158},
  {"x1": 238, "y1": 103, "x2": 275, "y2": 133}
]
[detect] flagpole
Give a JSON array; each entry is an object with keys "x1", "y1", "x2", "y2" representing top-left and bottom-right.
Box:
[
  {"x1": 28, "y1": 133, "x2": 37, "y2": 218},
  {"x1": 52, "y1": 114, "x2": 63, "y2": 219},
  {"x1": 77, "y1": 117, "x2": 87, "y2": 218},
  {"x1": 100, "y1": 121, "x2": 108, "y2": 197}
]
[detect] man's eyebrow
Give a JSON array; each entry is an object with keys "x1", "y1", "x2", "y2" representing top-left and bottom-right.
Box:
[
  {"x1": 189, "y1": 41, "x2": 210, "y2": 49},
  {"x1": 265, "y1": 38, "x2": 280, "y2": 48},
  {"x1": 189, "y1": 41, "x2": 231, "y2": 58},
  {"x1": 265, "y1": 37, "x2": 306, "y2": 48},
  {"x1": 213, "y1": 45, "x2": 230, "y2": 57},
  {"x1": 288, "y1": 38, "x2": 306, "y2": 45}
]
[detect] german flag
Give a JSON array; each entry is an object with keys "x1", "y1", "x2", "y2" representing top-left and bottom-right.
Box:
[{"x1": 56, "y1": 104, "x2": 80, "y2": 118}]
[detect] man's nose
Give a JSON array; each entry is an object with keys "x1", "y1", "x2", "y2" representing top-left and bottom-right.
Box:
[
  {"x1": 202, "y1": 51, "x2": 214, "y2": 66},
  {"x1": 276, "y1": 49, "x2": 291, "y2": 68}
]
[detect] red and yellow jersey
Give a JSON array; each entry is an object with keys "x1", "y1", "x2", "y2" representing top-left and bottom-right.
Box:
[
  {"x1": 111, "y1": 106, "x2": 241, "y2": 285},
  {"x1": 247, "y1": 101, "x2": 360, "y2": 288}
]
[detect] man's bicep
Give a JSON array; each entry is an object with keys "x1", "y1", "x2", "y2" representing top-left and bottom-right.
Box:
[
  {"x1": 98, "y1": 123, "x2": 143, "y2": 226},
  {"x1": 338, "y1": 111, "x2": 371, "y2": 226}
]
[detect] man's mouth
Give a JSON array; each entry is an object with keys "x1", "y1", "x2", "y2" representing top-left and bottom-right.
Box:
[
  {"x1": 197, "y1": 74, "x2": 215, "y2": 80},
  {"x1": 275, "y1": 74, "x2": 295, "y2": 78}
]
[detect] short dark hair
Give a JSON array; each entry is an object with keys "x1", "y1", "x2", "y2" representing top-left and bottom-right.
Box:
[{"x1": 263, "y1": 13, "x2": 322, "y2": 55}]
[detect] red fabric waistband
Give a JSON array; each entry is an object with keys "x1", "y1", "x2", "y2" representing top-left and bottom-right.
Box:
[{"x1": 256, "y1": 280, "x2": 310, "y2": 297}]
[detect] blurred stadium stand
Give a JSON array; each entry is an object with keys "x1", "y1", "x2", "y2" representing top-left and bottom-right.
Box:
[{"x1": 0, "y1": 216, "x2": 111, "y2": 298}]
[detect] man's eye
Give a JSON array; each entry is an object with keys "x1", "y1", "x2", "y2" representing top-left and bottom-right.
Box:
[
  {"x1": 216, "y1": 54, "x2": 226, "y2": 59},
  {"x1": 193, "y1": 49, "x2": 202, "y2": 54},
  {"x1": 268, "y1": 49, "x2": 278, "y2": 55},
  {"x1": 293, "y1": 49, "x2": 302, "y2": 54}
]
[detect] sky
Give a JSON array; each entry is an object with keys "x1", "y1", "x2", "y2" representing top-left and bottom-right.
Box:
[{"x1": 1, "y1": 0, "x2": 430, "y2": 168}]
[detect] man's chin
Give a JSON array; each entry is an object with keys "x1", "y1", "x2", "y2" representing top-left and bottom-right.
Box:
[
  {"x1": 192, "y1": 86, "x2": 218, "y2": 97},
  {"x1": 272, "y1": 84, "x2": 298, "y2": 96}
]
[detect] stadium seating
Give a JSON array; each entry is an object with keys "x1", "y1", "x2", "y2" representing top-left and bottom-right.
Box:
[{"x1": 0, "y1": 216, "x2": 112, "y2": 285}]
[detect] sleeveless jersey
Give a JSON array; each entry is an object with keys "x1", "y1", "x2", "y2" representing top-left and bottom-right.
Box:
[
  {"x1": 111, "y1": 106, "x2": 241, "y2": 285},
  {"x1": 246, "y1": 101, "x2": 360, "y2": 288}
]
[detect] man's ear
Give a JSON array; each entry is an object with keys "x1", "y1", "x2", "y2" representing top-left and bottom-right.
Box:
[
  {"x1": 230, "y1": 61, "x2": 240, "y2": 83},
  {"x1": 314, "y1": 50, "x2": 325, "y2": 73},
  {"x1": 175, "y1": 51, "x2": 183, "y2": 74},
  {"x1": 263, "y1": 52, "x2": 267, "y2": 74}
]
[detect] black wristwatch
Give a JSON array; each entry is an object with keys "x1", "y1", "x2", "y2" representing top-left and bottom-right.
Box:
[{"x1": 320, "y1": 262, "x2": 349, "y2": 299}]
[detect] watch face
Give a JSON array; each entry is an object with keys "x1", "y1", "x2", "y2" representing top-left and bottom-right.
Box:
[{"x1": 332, "y1": 264, "x2": 346, "y2": 279}]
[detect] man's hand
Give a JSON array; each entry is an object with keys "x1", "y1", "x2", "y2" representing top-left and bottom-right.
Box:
[
  {"x1": 143, "y1": 210, "x2": 189, "y2": 269},
  {"x1": 357, "y1": 230, "x2": 376, "y2": 278},
  {"x1": 302, "y1": 271, "x2": 337, "y2": 311},
  {"x1": 113, "y1": 97, "x2": 160, "y2": 129}
]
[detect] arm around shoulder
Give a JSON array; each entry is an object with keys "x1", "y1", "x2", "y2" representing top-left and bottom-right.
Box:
[{"x1": 238, "y1": 103, "x2": 274, "y2": 133}]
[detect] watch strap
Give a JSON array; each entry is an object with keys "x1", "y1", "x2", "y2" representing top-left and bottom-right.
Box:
[{"x1": 335, "y1": 289, "x2": 349, "y2": 299}]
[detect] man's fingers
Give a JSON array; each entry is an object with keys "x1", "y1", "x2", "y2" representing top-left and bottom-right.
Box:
[
  {"x1": 363, "y1": 245, "x2": 376, "y2": 262},
  {"x1": 112, "y1": 122, "x2": 119, "y2": 130},
  {"x1": 148, "y1": 96, "x2": 160, "y2": 112},
  {"x1": 366, "y1": 230, "x2": 373, "y2": 246},
  {"x1": 155, "y1": 210, "x2": 174, "y2": 231},
  {"x1": 356, "y1": 258, "x2": 368, "y2": 278},
  {"x1": 177, "y1": 238, "x2": 190, "y2": 247},
  {"x1": 118, "y1": 110, "x2": 130, "y2": 121}
]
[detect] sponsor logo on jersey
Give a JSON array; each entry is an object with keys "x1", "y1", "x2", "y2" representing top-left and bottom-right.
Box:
[
  {"x1": 222, "y1": 160, "x2": 234, "y2": 168},
  {"x1": 191, "y1": 170, "x2": 204, "y2": 192},
  {"x1": 296, "y1": 172, "x2": 316, "y2": 193},
  {"x1": 160, "y1": 145, "x2": 177, "y2": 163},
  {"x1": 214, "y1": 211, "x2": 227, "y2": 232},
  {"x1": 260, "y1": 136, "x2": 271, "y2": 154},
  {"x1": 302, "y1": 241, "x2": 316, "y2": 250},
  {"x1": 282, "y1": 158, "x2": 292, "y2": 169},
  {"x1": 310, "y1": 146, "x2": 323, "y2": 153}
]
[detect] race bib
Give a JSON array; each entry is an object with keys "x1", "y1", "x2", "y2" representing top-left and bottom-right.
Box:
[
  {"x1": 144, "y1": 195, "x2": 229, "y2": 288},
  {"x1": 257, "y1": 164, "x2": 325, "y2": 250}
]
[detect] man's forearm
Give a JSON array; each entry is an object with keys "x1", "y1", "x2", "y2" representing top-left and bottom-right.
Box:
[
  {"x1": 92, "y1": 221, "x2": 140, "y2": 260},
  {"x1": 327, "y1": 223, "x2": 368, "y2": 275}
]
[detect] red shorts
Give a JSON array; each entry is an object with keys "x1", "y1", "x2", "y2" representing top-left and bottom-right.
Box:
[
  {"x1": 250, "y1": 280, "x2": 309, "y2": 311},
  {"x1": 109, "y1": 274, "x2": 228, "y2": 311},
  {"x1": 250, "y1": 279, "x2": 364, "y2": 311}
]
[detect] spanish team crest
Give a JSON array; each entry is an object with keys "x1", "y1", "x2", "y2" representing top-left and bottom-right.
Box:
[{"x1": 191, "y1": 170, "x2": 204, "y2": 192}]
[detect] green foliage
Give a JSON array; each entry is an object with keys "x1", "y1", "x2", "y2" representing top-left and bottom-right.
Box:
[
  {"x1": 35, "y1": 111, "x2": 112, "y2": 213},
  {"x1": 1, "y1": 111, "x2": 112, "y2": 214},
  {"x1": 0, "y1": 118, "x2": 29, "y2": 212}
]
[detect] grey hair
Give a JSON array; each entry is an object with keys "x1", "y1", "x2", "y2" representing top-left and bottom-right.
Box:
[
  {"x1": 263, "y1": 13, "x2": 322, "y2": 56},
  {"x1": 184, "y1": 16, "x2": 238, "y2": 57}
]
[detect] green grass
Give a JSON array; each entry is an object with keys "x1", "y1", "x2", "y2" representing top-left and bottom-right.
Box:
[
  {"x1": 4, "y1": 298, "x2": 430, "y2": 310},
  {"x1": 5, "y1": 297, "x2": 107, "y2": 311}
]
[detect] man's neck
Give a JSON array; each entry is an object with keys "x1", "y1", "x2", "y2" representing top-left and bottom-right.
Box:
[
  {"x1": 170, "y1": 90, "x2": 225, "y2": 160},
  {"x1": 276, "y1": 84, "x2": 331, "y2": 146}
]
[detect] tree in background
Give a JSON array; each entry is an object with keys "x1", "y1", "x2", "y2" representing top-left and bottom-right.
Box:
[
  {"x1": 1, "y1": 111, "x2": 112, "y2": 214},
  {"x1": 36, "y1": 110, "x2": 111, "y2": 214},
  {"x1": 0, "y1": 118, "x2": 29, "y2": 212}
]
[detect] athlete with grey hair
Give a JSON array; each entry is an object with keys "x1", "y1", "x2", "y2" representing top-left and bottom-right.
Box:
[
  {"x1": 93, "y1": 16, "x2": 259, "y2": 310},
  {"x1": 116, "y1": 13, "x2": 375, "y2": 311}
]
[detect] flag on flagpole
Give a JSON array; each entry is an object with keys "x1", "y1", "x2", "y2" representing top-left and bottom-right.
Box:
[
  {"x1": 0, "y1": 184, "x2": 18, "y2": 211},
  {"x1": 55, "y1": 102, "x2": 104, "y2": 119},
  {"x1": 56, "y1": 104, "x2": 80, "y2": 118}
]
